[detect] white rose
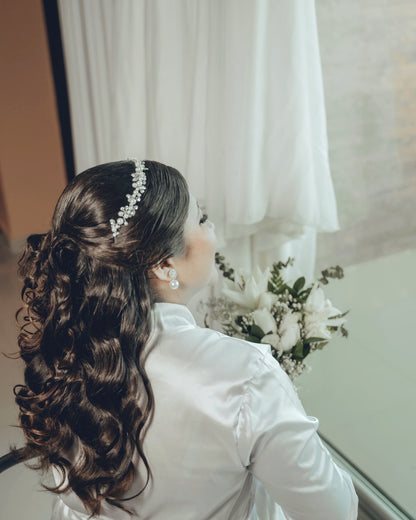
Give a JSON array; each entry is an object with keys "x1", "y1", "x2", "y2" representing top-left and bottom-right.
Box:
[
  {"x1": 277, "y1": 311, "x2": 302, "y2": 351},
  {"x1": 261, "y1": 333, "x2": 281, "y2": 349},
  {"x1": 252, "y1": 308, "x2": 277, "y2": 335},
  {"x1": 261, "y1": 311, "x2": 301, "y2": 353}
]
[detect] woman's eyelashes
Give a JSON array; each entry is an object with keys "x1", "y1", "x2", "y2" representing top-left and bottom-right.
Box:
[{"x1": 199, "y1": 213, "x2": 208, "y2": 224}]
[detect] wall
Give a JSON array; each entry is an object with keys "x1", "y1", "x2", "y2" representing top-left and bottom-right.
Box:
[
  {"x1": 315, "y1": 0, "x2": 416, "y2": 272},
  {"x1": 306, "y1": 2, "x2": 416, "y2": 514},
  {"x1": 0, "y1": 0, "x2": 67, "y2": 245}
]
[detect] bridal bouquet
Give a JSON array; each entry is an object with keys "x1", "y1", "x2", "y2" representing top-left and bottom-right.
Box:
[{"x1": 202, "y1": 254, "x2": 348, "y2": 380}]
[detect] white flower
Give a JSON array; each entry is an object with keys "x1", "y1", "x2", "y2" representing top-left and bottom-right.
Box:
[
  {"x1": 252, "y1": 308, "x2": 277, "y2": 335},
  {"x1": 222, "y1": 266, "x2": 277, "y2": 311},
  {"x1": 258, "y1": 291, "x2": 277, "y2": 310},
  {"x1": 303, "y1": 284, "x2": 346, "y2": 340},
  {"x1": 277, "y1": 311, "x2": 302, "y2": 351},
  {"x1": 261, "y1": 311, "x2": 301, "y2": 353},
  {"x1": 261, "y1": 333, "x2": 281, "y2": 349}
]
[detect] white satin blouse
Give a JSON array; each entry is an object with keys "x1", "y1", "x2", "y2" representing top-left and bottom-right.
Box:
[{"x1": 52, "y1": 302, "x2": 358, "y2": 519}]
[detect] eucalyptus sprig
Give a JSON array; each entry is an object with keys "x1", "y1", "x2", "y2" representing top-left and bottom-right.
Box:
[
  {"x1": 318, "y1": 265, "x2": 344, "y2": 285},
  {"x1": 215, "y1": 252, "x2": 235, "y2": 281}
]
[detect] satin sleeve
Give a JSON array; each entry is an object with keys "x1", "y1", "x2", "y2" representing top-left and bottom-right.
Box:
[{"x1": 236, "y1": 353, "x2": 358, "y2": 520}]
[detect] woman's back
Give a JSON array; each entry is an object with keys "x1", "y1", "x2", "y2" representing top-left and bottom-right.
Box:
[{"x1": 53, "y1": 302, "x2": 357, "y2": 519}]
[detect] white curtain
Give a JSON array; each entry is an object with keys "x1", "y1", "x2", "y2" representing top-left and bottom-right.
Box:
[{"x1": 58, "y1": 0, "x2": 339, "y2": 281}]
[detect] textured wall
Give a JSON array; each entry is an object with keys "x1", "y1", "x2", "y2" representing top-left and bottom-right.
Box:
[{"x1": 315, "y1": 0, "x2": 416, "y2": 271}]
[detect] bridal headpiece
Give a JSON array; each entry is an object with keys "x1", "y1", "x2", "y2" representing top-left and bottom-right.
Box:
[{"x1": 110, "y1": 158, "x2": 148, "y2": 238}]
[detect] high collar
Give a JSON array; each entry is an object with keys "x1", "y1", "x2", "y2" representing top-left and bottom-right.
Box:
[{"x1": 153, "y1": 302, "x2": 197, "y2": 332}]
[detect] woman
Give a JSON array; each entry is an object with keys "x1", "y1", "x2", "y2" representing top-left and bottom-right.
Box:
[{"x1": 14, "y1": 160, "x2": 358, "y2": 519}]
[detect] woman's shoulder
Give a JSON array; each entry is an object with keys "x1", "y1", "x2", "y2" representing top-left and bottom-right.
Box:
[
  {"x1": 189, "y1": 326, "x2": 297, "y2": 396},
  {"x1": 178, "y1": 322, "x2": 270, "y2": 359},
  {"x1": 178, "y1": 324, "x2": 282, "y2": 382},
  {"x1": 197, "y1": 324, "x2": 272, "y2": 356},
  {"x1": 152, "y1": 303, "x2": 284, "y2": 384}
]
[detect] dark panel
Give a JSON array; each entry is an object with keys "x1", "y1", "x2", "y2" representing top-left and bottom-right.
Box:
[{"x1": 42, "y1": 0, "x2": 75, "y2": 181}]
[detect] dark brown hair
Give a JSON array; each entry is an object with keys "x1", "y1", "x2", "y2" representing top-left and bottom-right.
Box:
[{"x1": 13, "y1": 160, "x2": 189, "y2": 516}]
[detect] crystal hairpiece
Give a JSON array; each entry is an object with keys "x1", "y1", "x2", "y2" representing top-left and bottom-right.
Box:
[{"x1": 110, "y1": 158, "x2": 148, "y2": 238}]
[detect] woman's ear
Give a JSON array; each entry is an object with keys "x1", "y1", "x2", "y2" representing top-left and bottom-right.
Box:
[{"x1": 151, "y1": 258, "x2": 177, "y2": 282}]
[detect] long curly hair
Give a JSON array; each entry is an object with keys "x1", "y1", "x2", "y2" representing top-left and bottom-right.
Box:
[{"x1": 13, "y1": 160, "x2": 189, "y2": 516}]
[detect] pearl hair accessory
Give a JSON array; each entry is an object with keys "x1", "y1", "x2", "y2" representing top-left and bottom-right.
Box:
[
  {"x1": 110, "y1": 158, "x2": 148, "y2": 239},
  {"x1": 168, "y1": 268, "x2": 180, "y2": 290}
]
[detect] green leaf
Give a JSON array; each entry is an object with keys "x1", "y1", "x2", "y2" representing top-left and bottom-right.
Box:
[
  {"x1": 268, "y1": 260, "x2": 293, "y2": 294},
  {"x1": 318, "y1": 265, "x2": 345, "y2": 284},
  {"x1": 340, "y1": 325, "x2": 349, "y2": 338},
  {"x1": 293, "y1": 339, "x2": 304, "y2": 360},
  {"x1": 293, "y1": 276, "x2": 306, "y2": 293},
  {"x1": 328, "y1": 310, "x2": 349, "y2": 319},
  {"x1": 250, "y1": 324, "x2": 265, "y2": 339},
  {"x1": 267, "y1": 281, "x2": 276, "y2": 293},
  {"x1": 286, "y1": 286, "x2": 297, "y2": 298},
  {"x1": 298, "y1": 286, "x2": 312, "y2": 297},
  {"x1": 306, "y1": 337, "x2": 328, "y2": 343},
  {"x1": 246, "y1": 335, "x2": 261, "y2": 343}
]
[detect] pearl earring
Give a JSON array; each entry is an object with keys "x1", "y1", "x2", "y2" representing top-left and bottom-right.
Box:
[{"x1": 168, "y1": 268, "x2": 179, "y2": 290}]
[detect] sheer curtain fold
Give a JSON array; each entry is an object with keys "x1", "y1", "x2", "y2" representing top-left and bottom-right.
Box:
[{"x1": 58, "y1": 0, "x2": 338, "y2": 279}]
